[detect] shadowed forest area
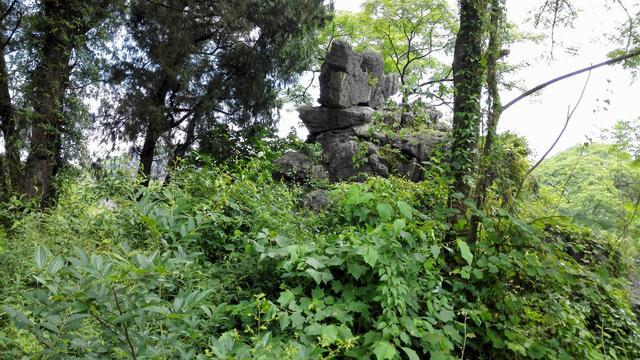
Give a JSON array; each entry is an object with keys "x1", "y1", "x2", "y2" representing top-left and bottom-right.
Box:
[{"x1": 1, "y1": 0, "x2": 640, "y2": 359}]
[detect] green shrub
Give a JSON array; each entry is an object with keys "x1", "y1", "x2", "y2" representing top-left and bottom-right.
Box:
[{"x1": 2, "y1": 158, "x2": 638, "y2": 359}]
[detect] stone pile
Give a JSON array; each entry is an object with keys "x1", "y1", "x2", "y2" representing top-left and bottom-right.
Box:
[{"x1": 274, "y1": 41, "x2": 448, "y2": 185}]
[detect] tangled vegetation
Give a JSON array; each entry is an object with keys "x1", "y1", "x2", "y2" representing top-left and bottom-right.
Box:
[{"x1": 1, "y1": 148, "x2": 638, "y2": 359}]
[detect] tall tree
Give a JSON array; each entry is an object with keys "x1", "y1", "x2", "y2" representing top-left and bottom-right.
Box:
[
  {"x1": 0, "y1": 0, "x2": 23, "y2": 197},
  {"x1": 22, "y1": 0, "x2": 118, "y2": 202},
  {"x1": 101, "y1": 0, "x2": 331, "y2": 185},
  {"x1": 449, "y1": 0, "x2": 488, "y2": 211}
]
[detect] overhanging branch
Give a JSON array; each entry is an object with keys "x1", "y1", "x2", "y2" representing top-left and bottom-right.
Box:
[{"x1": 503, "y1": 48, "x2": 640, "y2": 112}]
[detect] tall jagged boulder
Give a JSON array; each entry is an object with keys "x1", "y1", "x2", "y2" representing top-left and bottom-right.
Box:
[
  {"x1": 318, "y1": 41, "x2": 398, "y2": 109},
  {"x1": 274, "y1": 41, "x2": 449, "y2": 186}
]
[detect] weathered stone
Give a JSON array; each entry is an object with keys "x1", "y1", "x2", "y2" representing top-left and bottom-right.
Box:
[
  {"x1": 273, "y1": 151, "x2": 328, "y2": 184},
  {"x1": 299, "y1": 106, "x2": 374, "y2": 136},
  {"x1": 434, "y1": 121, "x2": 451, "y2": 132},
  {"x1": 369, "y1": 74, "x2": 398, "y2": 108},
  {"x1": 318, "y1": 41, "x2": 397, "y2": 108},
  {"x1": 366, "y1": 150, "x2": 389, "y2": 178},
  {"x1": 318, "y1": 63, "x2": 371, "y2": 108},
  {"x1": 400, "y1": 112, "x2": 415, "y2": 126},
  {"x1": 283, "y1": 41, "x2": 450, "y2": 185},
  {"x1": 426, "y1": 105, "x2": 443, "y2": 123},
  {"x1": 310, "y1": 165, "x2": 330, "y2": 182},
  {"x1": 353, "y1": 123, "x2": 373, "y2": 137},
  {"x1": 325, "y1": 41, "x2": 361, "y2": 73},
  {"x1": 316, "y1": 132, "x2": 365, "y2": 181},
  {"x1": 360, "y1": 50, "x2": 385, "y2": 83},
  {"x1": 394, "y1": 159, "x2": 424, "y2": 182},
  {"x1": 315, "y1": 131, "x2": 390, "y2": 181},
  {"x1": 301, "y1": 189, "x2": 332, "y2": 212},
  {"x1": 387, "y1": 130, "x2": 448, "y2": 161}
]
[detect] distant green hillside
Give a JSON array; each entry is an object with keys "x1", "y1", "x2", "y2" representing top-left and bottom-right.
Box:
[{"x1": 534, "y1": 143, "x2": 640, "y2": 241}]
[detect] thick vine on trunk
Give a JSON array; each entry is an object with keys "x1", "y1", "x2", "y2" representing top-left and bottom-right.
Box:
[{"x1": 448, "y1": 0, "x2": 487, "y2": 221}]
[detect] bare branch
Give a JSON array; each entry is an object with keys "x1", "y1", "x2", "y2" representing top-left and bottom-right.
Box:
[
  {"x1": 502, "y1": 48, "x2": 640, "y2": 112},
  {"x1": 514, "y1": 69, "x2": 591, "y2": 200}
]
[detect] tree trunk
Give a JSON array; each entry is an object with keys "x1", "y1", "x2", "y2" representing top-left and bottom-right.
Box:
[
  {"x1": 477, "y1": 0, "x2": 503, "y2": 206},
  {"x1": 164, "y1": 115, "x2": 198, "y2": 185},
  {"x1": 23, "y1": 0, "x2": 74, "y2": 203},
  {"x1": 138, "y1": 124, "x2": 161, "y2": 187},
  {"x1": 0, "y1": 45, "x2": 20, "y2": 195},
  {"x1": 470, "y1": 0, "x2": 504, "y2": 242},
  {"x1": 137, "y1": 73, "x2": 177, "y2": 187},
  {"x1": 449, "y1": 0, "x2": 487, "y2": 213}
]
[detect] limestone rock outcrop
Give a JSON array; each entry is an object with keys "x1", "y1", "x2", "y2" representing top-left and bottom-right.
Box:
[
  {"x1": 274, "y1": 41, "x2": 449, "y2": 186},
  {"x1": 299, "y1": 105, "x2": 374, "y2": 138},
  {"x1": 318, "y1": 41, "x2": 398, "y2": 109},
  {"x1": 272, "y1": 151, "x2": 329, "y2": 184}
]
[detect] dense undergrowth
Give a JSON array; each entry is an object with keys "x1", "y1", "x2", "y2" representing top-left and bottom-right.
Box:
[{"x1": 0, "y1": 154, "x2": 639, "y2": 359}]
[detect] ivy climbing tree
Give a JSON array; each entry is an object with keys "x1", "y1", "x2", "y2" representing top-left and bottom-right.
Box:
[{"x1": 448, "y1": 0, "x2": 487, "y2": 217}]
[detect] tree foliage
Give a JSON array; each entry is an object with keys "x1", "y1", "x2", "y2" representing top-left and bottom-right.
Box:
[
  {"x1": 533, "y1": 121, "x2": 640, "y2": 244},
  {"x1": 100, "y1": 0, "x2": 331, "y2": 184}
]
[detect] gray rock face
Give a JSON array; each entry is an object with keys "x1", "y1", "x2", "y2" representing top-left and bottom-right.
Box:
[
  {"x1": 370, "y1": 74, "x2": 399, "y2": 108},
  {"x1": 318, "y1": 41, "x2": 397, "y2": 109},
  {"x1": 274, "y1": 42, "x2": 448, "y2": 187},
  {"x1": 426, "y1": 105, "x2": 443, "y2": 123},
  {"x1": 316, "y1": 131, "x2": 390, "y2": 181},
  {"x1": 386, "y1": 131, "x2": 449, "y2": 161},
  {"x1": 299, "y1": 106, "x2": 374, "y2": 136},
  {"x1": 273, "y1": 151, "x2": 329, "y2": 184},
  {"x1": 301, "y1": 189, "x2": 332, "y2": 212},
  {"x1": 316, "y1": 132, "x2": 368, "y2": 181}
]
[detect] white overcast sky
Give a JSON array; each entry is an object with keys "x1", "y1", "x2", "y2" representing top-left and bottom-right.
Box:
[{"x1": 280, "y1": 0, "x2": 640, "y2": 158}]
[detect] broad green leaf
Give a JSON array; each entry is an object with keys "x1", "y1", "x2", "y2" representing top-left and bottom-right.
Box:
[
  {"x1": 311, "y1": 287, "x2": 325, "y2": 300},
  {"x1": 430, "y1": 245, "x2": 441, "y2": 258},
  {"x1": 393, "y1": 218, "x2": 406, "y2": 234},
  {"x1": 348, "y1": 263, "x2": 368, "y2": 279},
  {"x1": 35, "y1": 246, "x2": 48, "y2": 268},
  {"x1": 377, "y1": 203, "x2": 394, "y2": 221},
  {"x1": 278, "y1": 290, "x2": 295, "y2": 307},
  {"x1": 437, "y1": 308, "x2": 454, "y2": 322},
  {"x1": 259, "y1": 332, "x2": 271, "y2": 348},
  {"x1": 290, "y1": 312, "x2": 305, "y2": 329},
  {"x1": 399, "y1": 231, "x2": 414, "y2": 244},
  {"x1": 47, "y1": 258, "x2": 64, "y2": 274},
  {"x1": 396, "y1": 201, "x2": 413, "y2": 220},
  {"x1": 373, "y1": 340, "x2": 397, "y2": 360},
  {"x1": 305, "y1": 268, "x2": 323, "y2": 284},
  {"x1": 402, "y1": 347, "x2": 420, "y2": 360},
  {"x1": 362, "y1": 246, "x2": 379, "y2": 267},
  {"x1": 145, "y1": 306, "x2": 171, "y2": 315},
  {"x1": 2, "y1": 306, "x2": 35, "y2": 328},
  {"x1": 219, "y1": 332, "x2": 235, "y2": 352},
  {"x1": 320, "y1": 325, "x2": 339, "y2": 344},
  {"x1": 306, "y1": 257, "x2": 324, "y2": 270},
  {"x1": 457, "y1": 240, "x2": 473, "y2": 265}
]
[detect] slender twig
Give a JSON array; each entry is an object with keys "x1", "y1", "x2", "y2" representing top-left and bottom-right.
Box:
[
  {"x1": 502, "y1": 48, "x2": 640, "y2": 112},
  {"x1": 513, "y1": 69, "x2": 591, "y2": 201},
  {"x1": 616, "y1": 190, "x2": 640, "y2": 244},
  {"x1": 614, "y1": 0, "x2": 635, "y2": 52},
  {"x1": 460, "y1": 314, "x2": 468, "y2": 360},
  {"x1": 111, "y1": 287, "x2": 137, "y2": 360}
]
